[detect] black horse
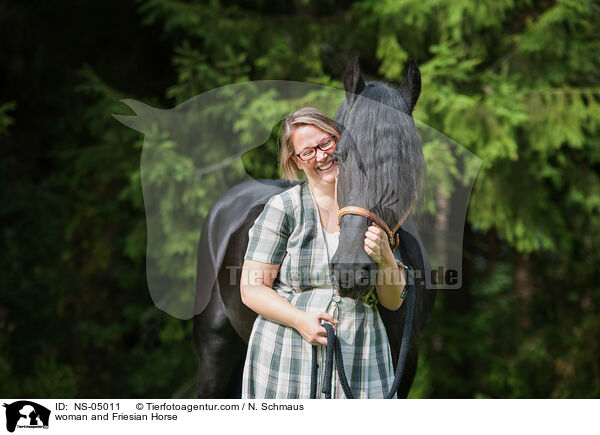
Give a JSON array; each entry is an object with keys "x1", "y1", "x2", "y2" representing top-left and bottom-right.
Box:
[{"x1": 193, "y1": 58, "x2": 435, "y2": 398}]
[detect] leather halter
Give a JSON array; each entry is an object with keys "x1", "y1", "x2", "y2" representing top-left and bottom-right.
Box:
[
  {"x1": 337, "y1": 206, "x2": 405, "y2": 251},
  {"x1": 333, "y1": 174, "x2": 413, "y2": 252}
]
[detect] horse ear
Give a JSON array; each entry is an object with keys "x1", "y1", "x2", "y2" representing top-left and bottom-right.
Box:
[
  {"x1": 344, "y1": 56, "x2": 366, "y2": 106},
  {"x1": 397, "y1": 59, "x2": 421, "y2": 114}
]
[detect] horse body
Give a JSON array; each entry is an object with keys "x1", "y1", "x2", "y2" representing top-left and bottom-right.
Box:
[
  {"x1": 194, "y1": 179, "x2": 296, "y2": 398},
  {"x1": 194, "y1": 58, "x2": 435, "y2": 398}
]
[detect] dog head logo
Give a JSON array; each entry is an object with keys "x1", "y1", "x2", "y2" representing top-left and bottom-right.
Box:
[{"x1": 3, "y1": 401, "x2": 50, "y2": 433}]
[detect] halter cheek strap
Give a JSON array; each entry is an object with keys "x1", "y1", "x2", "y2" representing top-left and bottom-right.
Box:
[
  {"x1": 336, "y1": 199, "x2": 415, "y2": 252},
  {"x1": 337, "y1": 207, "x2": 400, "y2": 251}
]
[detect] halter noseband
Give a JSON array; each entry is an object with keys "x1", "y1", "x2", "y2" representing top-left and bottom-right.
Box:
[
  {"x1": 333, "y1": 174, "x2": 414, "y2": 252},
  {"x1": 337, "y1": 206, "x2": 402, "y2": 251}
]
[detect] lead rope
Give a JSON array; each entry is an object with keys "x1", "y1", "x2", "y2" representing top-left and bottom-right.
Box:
[{"x1": 309, "y1": 278, "x2": 415, "y2": 399}]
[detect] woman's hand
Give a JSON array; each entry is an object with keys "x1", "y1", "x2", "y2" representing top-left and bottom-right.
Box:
[
  {"x1": 363, "y1": 223, "x2": 395, "y2": 266},
  {"x1": 293, "y1": 312, "x2": 337, "y2": 346},
  {"x1": 364, "y1": 224, "x2": 406, "y2": 310}
]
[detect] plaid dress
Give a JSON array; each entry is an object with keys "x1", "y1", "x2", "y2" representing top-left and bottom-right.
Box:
[{"x1": 241, "y1": 181, "x2": 398, "y2": 399}]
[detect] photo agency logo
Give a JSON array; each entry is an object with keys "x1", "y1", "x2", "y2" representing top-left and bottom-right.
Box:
[
  {"x1": 3, "y1": 401, "x2": 50, "y2": 432},
  {"x1": 113, "y1": 75, "x2": 482, "y2": 321}
]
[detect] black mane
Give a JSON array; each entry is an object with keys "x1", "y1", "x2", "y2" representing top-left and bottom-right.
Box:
[{"x1": 334, "y1": 81, "x2": 425, "y2": 228}]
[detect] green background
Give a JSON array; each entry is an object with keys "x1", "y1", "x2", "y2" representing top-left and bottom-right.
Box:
[{"x1": 1, "y1": 0, "x2": 599, "y2": 398}]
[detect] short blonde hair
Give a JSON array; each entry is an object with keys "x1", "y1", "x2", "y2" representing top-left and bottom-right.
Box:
[{"x1": 279, "y1": 107, "x2": 340, "y2": 181}]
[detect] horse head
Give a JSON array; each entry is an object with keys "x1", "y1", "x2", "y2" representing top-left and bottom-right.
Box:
[{"x1": 331, "y1": 57, "x2": 425, "y2": 299}]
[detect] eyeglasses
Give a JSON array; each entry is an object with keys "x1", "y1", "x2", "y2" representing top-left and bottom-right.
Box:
[{"x1": 293, "y1": 135, "x2": 337, "y2": 161}]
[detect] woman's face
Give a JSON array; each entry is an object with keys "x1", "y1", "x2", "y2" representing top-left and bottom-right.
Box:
[{"x1": 291, "y1": 124, "x2": 338, "y2": 187}]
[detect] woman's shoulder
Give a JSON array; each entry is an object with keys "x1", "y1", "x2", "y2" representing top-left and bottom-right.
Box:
[{"x1": 266, "y1": 180, "x2": 306, "y2": 214}]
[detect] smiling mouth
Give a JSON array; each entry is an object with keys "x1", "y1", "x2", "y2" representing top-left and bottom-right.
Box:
[{"x1": 318, "y1": 161, "x2": 335, "y2": 171}]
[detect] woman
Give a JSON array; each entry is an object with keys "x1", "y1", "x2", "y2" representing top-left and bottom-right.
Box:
[{"x1": 240, "y1": 107, "x2": 407, "y2": 399}]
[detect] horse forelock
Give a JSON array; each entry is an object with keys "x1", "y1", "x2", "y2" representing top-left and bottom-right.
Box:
[{"x1": 334, "y1": 81, "x2": 424, "y2": 228}]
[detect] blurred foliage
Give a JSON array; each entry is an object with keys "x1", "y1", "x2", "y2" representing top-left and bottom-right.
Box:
[{"x1": 1, "y1": 0, "x2": 599, "y2": 398}]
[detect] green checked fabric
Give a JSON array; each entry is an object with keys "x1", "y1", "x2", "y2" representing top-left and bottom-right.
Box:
[{"x1": 241, "y1": 180, "x2": 401, "y2": 399}]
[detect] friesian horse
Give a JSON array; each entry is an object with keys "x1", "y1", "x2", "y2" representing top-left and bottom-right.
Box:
[{"x1": 193, "y1": 57, "x2": 435, "y2": 398}]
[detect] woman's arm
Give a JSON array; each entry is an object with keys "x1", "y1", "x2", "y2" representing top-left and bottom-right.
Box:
[
  {"x1": 363, "y1": 224, "x2": 406, "y2": 311},
  {"x1": 240, "y1": 259, "x2": 336, "y2": 345},
  {"x1": 374, "y1": 256, "x2": 406, "y2": 311},
  {"x1": 240, "y1": 259, "x2": 298, "y2": 327}
]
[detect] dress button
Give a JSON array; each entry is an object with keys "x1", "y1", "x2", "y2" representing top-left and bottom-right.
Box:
[{"x1": 332, "y1": 295, "x2": 341, "y2": 303}]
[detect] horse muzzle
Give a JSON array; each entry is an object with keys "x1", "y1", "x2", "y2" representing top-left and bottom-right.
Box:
[{"x1": 330, "y1": 251, "x2": 378, "y2": 300}]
